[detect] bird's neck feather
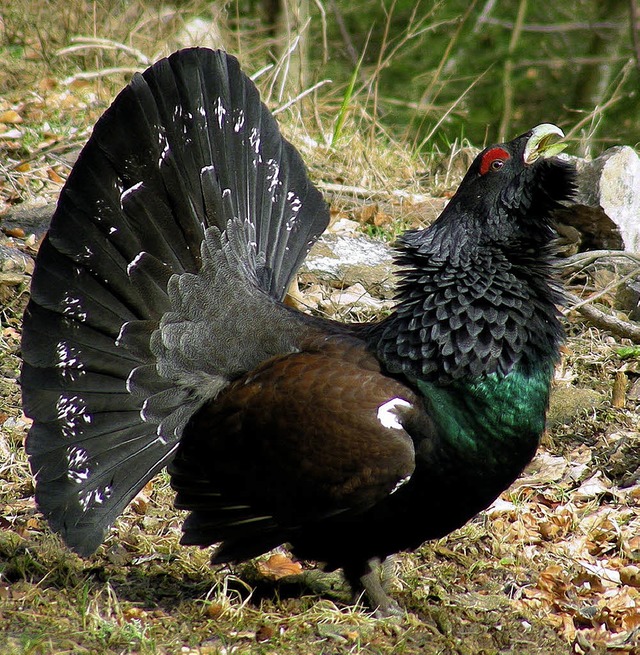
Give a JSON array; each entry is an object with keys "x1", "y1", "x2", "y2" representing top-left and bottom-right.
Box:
[{"x1": 371, "y1": 239, "x2": 564, "y2": 385}]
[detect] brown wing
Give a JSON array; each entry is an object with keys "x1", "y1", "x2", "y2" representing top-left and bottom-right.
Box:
[{"x1": 169, "y1": 338, "x2": 419, "y2": 560}]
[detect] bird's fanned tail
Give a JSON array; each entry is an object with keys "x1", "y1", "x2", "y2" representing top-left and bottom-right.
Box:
[{"x1": 21, "y1": 48, "x2": 329, "y2": 556}]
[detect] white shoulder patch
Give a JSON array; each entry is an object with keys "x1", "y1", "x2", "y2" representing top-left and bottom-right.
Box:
[
  {"x1": 390, "y1": 474, "x2": 412, "y2": 495},
  {"x1": 377, "y1": 397, "x2": 412, "y2": 430}
]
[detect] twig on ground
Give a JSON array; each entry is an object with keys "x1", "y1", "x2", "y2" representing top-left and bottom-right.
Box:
[
  {"x1": 62, "y1": 68, "x2": 142, "y2": 84},
  {"x1": 559, "y1": 250, "x2": 640, "y2": 271},
  {"x1": 273, "y1": 79, "x2": 332, "y2": 115},
  {"x1": 57, "y1": 37, "x2": 151, "y2": 65},
  {"x1": 565, "y1": 290, "x2": 640, "y2": 342},
  {"x1": 317, "y1": 181, "x2": 433, "y2": 204}
]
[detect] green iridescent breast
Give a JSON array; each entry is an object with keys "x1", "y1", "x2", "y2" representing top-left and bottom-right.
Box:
[{"x1": 416, "y1": 362, "x2": 554, "y2": 469}]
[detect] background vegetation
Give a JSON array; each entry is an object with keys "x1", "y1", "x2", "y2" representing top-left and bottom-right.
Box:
[{"x1": 1, "y1": 0, "x2": 639, "y2": 160}]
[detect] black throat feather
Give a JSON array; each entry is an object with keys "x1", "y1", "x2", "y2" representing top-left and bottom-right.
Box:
[{"x1": 369, "y1": 157, "x2": 576, "y2": 386}]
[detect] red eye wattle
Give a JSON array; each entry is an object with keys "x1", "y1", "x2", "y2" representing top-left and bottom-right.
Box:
[{"x1": 480, "y1": 147, "x2": 511, "y2": 175}]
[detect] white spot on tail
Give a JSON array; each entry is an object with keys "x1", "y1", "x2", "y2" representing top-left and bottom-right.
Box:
[
  {"x1": 56, "y1": 394, "x2": 92, "y2": 438},
  {"x1": 62, "y1": 293, "x2": 87, "y2": 322},
  {"x1": 56, "y1": 341, "x2": 85, "y2": 382},
  {"x1": 79, "y1": 484, "x2": 113, "y2": 512},
  {"x1": 115, "y1": 321, "x2": 129, "y2": 347},
  {"x1": 141, "y1": 398, "x2": 153, "y2": 423},
  {"x1": 120, "y1": 181, "x2": 143, "y2": 207},
  {"x1": 56, "y1": 341, "x2": 83, "y2": 368},
  {"x1": 66, "y1": 445, "x2": 90, "y2": 483},
  {"x1": 249, "y1": 127, "x2": 262, "y2": 164},
  {"x1": 233, "y1": 108, "x2": 245, "y2": 132},
  {"x1": 158, "y1": 134, "x2": 170, "y2": 166},
  {"x1": 214, "y1": 96, "x2": 226, "y2": 129},
  {"x1": 127, "y1": 251, "x2": 147, "y2": 276},
  {"x1": 377, "y1": 397, "x2": 411, "y2": 430},
  {"x1": 285, "y1": 192, "x2": 302, "y2": 232},
  {"x1": 266, "y1": 158, "x2": 281, "y2": 198},
  {"x1": 154, "y1": 427, "x2": 168, "y2": 445},
  {"x1": 287, "y1": 190, "x2": 302, "y2": 213}
]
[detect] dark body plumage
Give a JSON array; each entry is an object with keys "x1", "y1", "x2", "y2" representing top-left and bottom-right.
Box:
[{"x1": 21, "y1": 48, "x2": 576, "y2": 613}]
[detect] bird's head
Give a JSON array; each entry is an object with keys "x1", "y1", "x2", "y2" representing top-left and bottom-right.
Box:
[
  {"x1": 378, "y1": 125, "x2": 576, "y2": 383},
  {"x1": 406, "y1": 124, "x2": 576, "y2": 258}
]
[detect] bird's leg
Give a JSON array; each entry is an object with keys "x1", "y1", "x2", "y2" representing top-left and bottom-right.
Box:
[{"x1": 344, "y1": 557, "x2": 403, "y2": 617}]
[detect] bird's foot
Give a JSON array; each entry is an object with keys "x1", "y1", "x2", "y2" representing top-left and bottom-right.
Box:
[{"x1": 346, "y1": 556, "x2": 404, "y2": 617}]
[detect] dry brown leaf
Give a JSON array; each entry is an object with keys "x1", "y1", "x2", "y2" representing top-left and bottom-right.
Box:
[
  {"x1": 0, "y1": 110, "x2": 22, "y2": 124},
  {"x1": 575, "y1": 473, "x2": 611, "y2": 502},
  {"x1": 256, "y1": 553, "x2": 302, "y2": 580},
  {"x1": 255, "y1": 624, "x2": 275, "y2": 642},
  {"x1": 537, "y1": 564, "x2": 568, "y2": 595},
  {"x1": 539, "y1": 510, "x2": 573, "y2": 541},
  {"x1": 585, "y1": 517, "x2": 619, "y2": 556},
  {"x1": 619, "y1": 565, "x2": 640, "y2": 588},
  {"x1": 2, "y1": 227, "x2": 25, "y2": 238},
  {"x1": 627, "y1": 534, "x2": 640, "y2": 560},
  {"x1": 373, "y1": 211, "x2": 392, "y2": 228},
  {"x1": 38, "y1": 77, "x2": 58, "y2": 92},
  {"x1": 621, "y1": 609, "x2": 640, "y2": 631},
  {"x1": 353, "y1": 203, "x2": 393, "y2": 228},
  {"x1": 559, "y1": 612, "x2": 577, "y2": 641},
  {"x1": 47, "y1": 168, "x2": 64, "y2": 184},
  {"x1": 131, "y1": 480, "x2": 154, "y2": 515},
  {"x1": 122, "y1": 607, "x2": 147, "y2": 622}
]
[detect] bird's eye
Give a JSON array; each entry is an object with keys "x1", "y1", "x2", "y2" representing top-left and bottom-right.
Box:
[{"x1": 480, "y1": 147, "x2": 511, "y2": 175}]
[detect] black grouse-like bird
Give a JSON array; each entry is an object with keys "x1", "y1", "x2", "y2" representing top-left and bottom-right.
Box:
[{"x1": 21, "y1": 48, "x2": 576, "y2": 613}]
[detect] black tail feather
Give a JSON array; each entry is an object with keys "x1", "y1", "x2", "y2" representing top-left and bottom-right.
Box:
[{"x1": 22, "y1": 48, "x2": 329, "y2": 555}]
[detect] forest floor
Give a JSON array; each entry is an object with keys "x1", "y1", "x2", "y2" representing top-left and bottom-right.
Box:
[{"x1": 1, "y1": 13, "x2": 640, "y2": 655}]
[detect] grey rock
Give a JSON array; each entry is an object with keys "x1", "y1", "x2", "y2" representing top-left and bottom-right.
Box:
[
  {"x1": 301, "y1": 232, "x2": 397, "y2": 299},
  {"x1": 1, "y1": 201, "x2": 54, "y2": 238},
  {"x1": 546, "y1": 386, "x2": 606, "y2": 428},
  {"x1": 0, "y1": 244, "x2": 34, "y2": 276},
  {"x1": 560, "y1": 147, "x2": 640, "y2": 252}
]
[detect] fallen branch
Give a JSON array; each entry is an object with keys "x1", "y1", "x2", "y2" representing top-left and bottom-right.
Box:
[
  {"x1": 317, "y1": 181, "x2": 434, "y2": 204},
  {"x1": 273, "y1": 79, "x2": 333, "y2": 115},
  {"x1": 57, "y1": 37, "x2": 150, "y2": 65},
  {"x1": 559, "y1": 249, "x2": 640, "y2": 272},
  {"x1": 565, "y1": 290, "x2": 640, "y2": 343}
]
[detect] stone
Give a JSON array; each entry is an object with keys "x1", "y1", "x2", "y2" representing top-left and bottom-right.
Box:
[
  {"x1": 2, "y1": 201, "x2": 54, "y2": 238},
  {"x1": 0, "y1": 244, "x2": 33, "y2": 275},
  {"x1": 559, "y1": 147, "x2": 640, "y2": 252},
  {"x1": 323, "y1": 283, "x2": 394, "y2": 316},
  {"x1": 301, "y1": 232, "x2": 397, "y2": 299},
  {"x1": 546, "y1": 385, "x2": 606, "y2": 428}
]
